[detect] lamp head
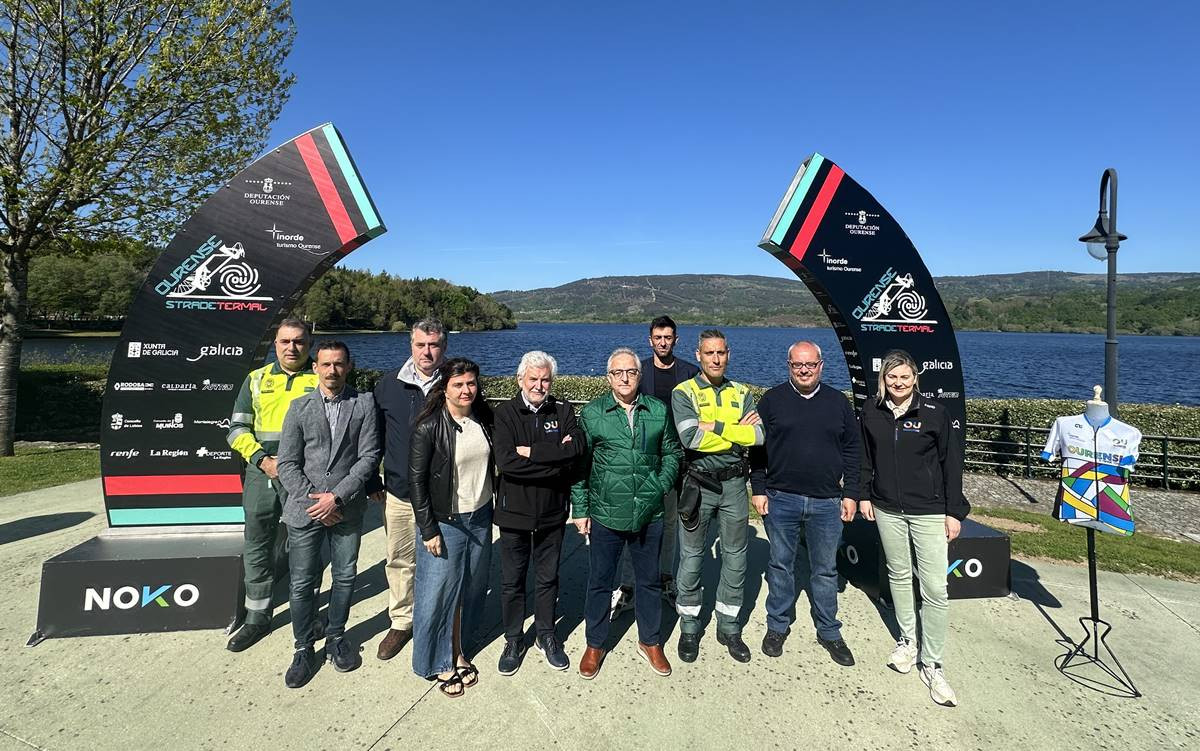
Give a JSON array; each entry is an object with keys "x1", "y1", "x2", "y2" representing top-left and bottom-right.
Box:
[{"x1": 1079, "y1": 212, "x2": 1127, "y2": 260}]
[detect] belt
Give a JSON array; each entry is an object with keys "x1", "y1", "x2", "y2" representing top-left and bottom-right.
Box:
[{"x1": 707, "y1": 462, "x2": 748, "y2": 482}]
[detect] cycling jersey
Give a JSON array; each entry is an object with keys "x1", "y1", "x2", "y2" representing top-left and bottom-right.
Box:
[{"x1": 1041, "y1": 415, "x2": 1142, "y2": 536}]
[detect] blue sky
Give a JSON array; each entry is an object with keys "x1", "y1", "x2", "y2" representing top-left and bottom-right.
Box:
[{"x1": 268, "y1": 1, "x2": 1199, "y2": 293}]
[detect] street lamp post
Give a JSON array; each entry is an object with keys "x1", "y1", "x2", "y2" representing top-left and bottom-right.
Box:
[
  {"x1": 1060, "y1": 168, "x2": 1139, "y2": 698},
  {"x1": 1078, "y1": 168, "x2": 1127, "y2": 417}
]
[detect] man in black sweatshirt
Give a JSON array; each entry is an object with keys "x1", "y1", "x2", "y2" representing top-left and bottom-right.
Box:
[
  {"x1": 493, "y1": 351, "x2": 585, "y2": 676},
  {"x1": 749, "y1": 341, "x2": 861, "y2": 667}
]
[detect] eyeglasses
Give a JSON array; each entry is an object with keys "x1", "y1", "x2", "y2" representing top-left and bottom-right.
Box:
[
  {"x1": 788, "y1": 360, "x2": 822, "y2": 372},
  {"x1": 608, "y1": 368, "x2": 641, "y2": 379}
]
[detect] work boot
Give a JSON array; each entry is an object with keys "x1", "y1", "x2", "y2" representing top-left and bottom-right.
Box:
[
  {"x1": 579, "y1": 646, "x2": 605, "y2": 679},
  {"x1": 285, "y1": 646, "x2": 317, "y2": 688},
  {"x1": 818, "y1": 637, "x2": 856, "y2": 667},
  {"x1": 638, "y1": 642, "x2": 672, "y2": 676},
  {"x1": 328, "y1": 637, "x2": 361, "y2": 673},
  {"x1": 677, "y1": 632, "x2": 701, "y2": 663},
  {"x1": 761, "y1": 629, "x2": 788, "y2": 658},
  {"x1": 226, "y1": 623, "x2": 270, "y2": 653},
  {"x1": 376, "y1": 628, "x2": 412, "y2": 661},
  {"x1": 498, "y1": 637, "x2": 528, "y2": 676},
  {"x1": 716, "y1": 631, "x2": 752, "y2": 663}
]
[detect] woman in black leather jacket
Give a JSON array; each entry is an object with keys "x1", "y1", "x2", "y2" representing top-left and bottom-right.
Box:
[{"x1": 407, "y1": 358, "x2": 495, "y2": 697}]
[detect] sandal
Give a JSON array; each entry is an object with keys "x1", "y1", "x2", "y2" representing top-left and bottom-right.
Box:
[
  {"x1": 456, "y1": 662, "x2": 479, "y2": 688},
  {"x1": 435, "y1": 671, "x2": 464, "y2": 698}
]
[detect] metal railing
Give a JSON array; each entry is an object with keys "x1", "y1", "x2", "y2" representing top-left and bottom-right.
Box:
[
  {"x1": 485, "y1": 397, "x2": 1200, "y2": 491},
  {"x1": 964, "y1": 422, "x2": 1200, "y2": 490}
]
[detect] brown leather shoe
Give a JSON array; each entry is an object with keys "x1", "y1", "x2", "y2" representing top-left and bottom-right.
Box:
[
  {"x1": 376, "y1": 628, "x2": 412, "y2": 661},
  {"x1": 579, "y1": 646, "x2": 605, "y2": 679},
  {"x1": 638, "y1": 642, "x2": 672, "y2": 676}
]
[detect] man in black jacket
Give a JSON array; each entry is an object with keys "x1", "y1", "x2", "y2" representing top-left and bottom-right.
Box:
[
  {"x1": 367, "y1": 319, "x2": 445, "y2": 661},
  {"x1": 493, "y1": 350, "x2": 585, "y2": 675},
  {"x1": 634, "y1": 315, "x2": 699, "y2": 607},
  {"x1": 749, "y1": 341, "x2": 861, "y2": 668}
]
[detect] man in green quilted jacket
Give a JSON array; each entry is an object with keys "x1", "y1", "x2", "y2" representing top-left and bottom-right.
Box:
[{"x1": 571, "y1": 347, "x2": 682, "y2": 680}]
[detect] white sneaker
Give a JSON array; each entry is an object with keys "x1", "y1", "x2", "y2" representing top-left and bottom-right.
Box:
[
  {"x1": 887, "y1": 638, "x2": 918, "y2": 674},
  {"x1": 919, "y1": 664, "x2": 959, "y2": 707},
  {"x1": 609, "y1": 585, "x2": 634, "y2": 621}
]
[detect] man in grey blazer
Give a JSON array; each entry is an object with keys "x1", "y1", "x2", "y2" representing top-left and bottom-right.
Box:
[{"x1": 277, "y1": 340, "x2": 381, "y2": 688}]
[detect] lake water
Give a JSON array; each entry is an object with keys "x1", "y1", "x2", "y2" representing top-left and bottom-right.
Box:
[{"x1": 24, "y1": 323, "x2": 1200, "y2": 405}]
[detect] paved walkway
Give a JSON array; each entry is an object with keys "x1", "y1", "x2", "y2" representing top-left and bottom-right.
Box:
[{"x1": 1, "y1": 479, "x2": 1198, "y2": 750}]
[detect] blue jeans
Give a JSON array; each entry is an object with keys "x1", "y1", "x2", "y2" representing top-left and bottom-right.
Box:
[
  {"x1": 585, "y1": 520, "x2": 663, "y2": 648},
  {"x1": 762, "y1": 489, "x2": 844, "y2": 640},
  {"x1": 412, "y1": 506, "x2": 493, "y2": 679},
  {"x1": 287, "y1": 515, "x2": 362, "y2": 650}
]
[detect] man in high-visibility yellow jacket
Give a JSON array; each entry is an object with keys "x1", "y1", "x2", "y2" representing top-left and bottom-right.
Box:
[
  {"x1": 672, "y1": 329, "x2": 764, "y2": 665},
  {"x1": 225, "y1": 319, "x2": 319, "y2": 652}
]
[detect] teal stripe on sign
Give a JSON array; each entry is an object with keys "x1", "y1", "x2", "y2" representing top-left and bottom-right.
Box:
[
  {"x1": 769, "y1": 154, "x2": 826, "y2": 247},
  {"x1": 110, "y1": 507, "x2": 245, "y2": 526},
  {"x1": 322, "y1": 124, "x2": 382, "y2": 232}
]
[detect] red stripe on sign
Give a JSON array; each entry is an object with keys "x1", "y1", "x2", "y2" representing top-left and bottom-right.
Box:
[
  {"x1": 295, "y1": 133, "x2": 357, "y2": 245},
  {"x1": 788, "y1": 165, "x2": 845, "y2": 262},
  {"x1": 105, "y1": 474, "x2": 243, "y2": 496}
]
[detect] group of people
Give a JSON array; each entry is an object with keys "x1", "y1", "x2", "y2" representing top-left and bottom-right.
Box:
[{"x1": 223, "y1": 315, "x2": 969, "y2": 707}]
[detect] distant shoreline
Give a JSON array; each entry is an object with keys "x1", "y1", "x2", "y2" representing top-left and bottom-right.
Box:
[{"x1": 21, "y1": 322, "x2": 1200, "y2": 339}]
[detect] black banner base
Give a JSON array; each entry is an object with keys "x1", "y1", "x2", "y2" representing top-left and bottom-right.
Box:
[
  {"x1": 29, "y1": 532, "x2": 243, "y2": 643},
  {"x1": 837, "y1": 517, "x2": 1012, "y2": 601}
]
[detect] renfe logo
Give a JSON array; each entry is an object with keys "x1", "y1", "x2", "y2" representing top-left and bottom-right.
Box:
[{"x1": 83, "y1": 584, "x2": 199, "y2": 611}]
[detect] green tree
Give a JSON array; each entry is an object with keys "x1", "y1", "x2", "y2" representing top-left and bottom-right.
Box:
[{"x1": 0, "y1": 0, "x2": 295, "y2": 454}]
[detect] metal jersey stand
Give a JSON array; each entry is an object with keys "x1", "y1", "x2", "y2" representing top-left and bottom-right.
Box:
[{"x1": 1054, "y1": 525, "x2": 1140, "y2": 697}]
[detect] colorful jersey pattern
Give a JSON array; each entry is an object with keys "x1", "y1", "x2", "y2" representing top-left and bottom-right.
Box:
[{"x1": 1040, "y1": 415, "x2": 1142, "y2": 536}]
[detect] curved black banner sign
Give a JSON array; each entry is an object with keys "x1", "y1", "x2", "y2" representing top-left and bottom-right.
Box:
[
  {"x1": 100, "y1": 123, "x2": 385, "y2": 527},
  {"x1": 759, "y1": 153, "x2": 966, "y2": 443}
]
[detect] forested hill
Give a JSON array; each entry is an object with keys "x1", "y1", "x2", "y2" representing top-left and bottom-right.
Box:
[
  {"x1": 491, "y1": 272, "x2": 1200, "y2": 335},
  {"x1": 27, "y1": 246, "x2": 517, "y2": 333}
]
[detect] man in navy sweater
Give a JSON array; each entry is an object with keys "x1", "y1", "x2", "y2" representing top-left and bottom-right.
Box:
[{"x1": 749, "y1": 341, "x2": 861, "y2": 667}]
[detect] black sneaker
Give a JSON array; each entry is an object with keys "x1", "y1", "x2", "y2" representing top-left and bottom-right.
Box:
[
  {"x1": 761, "y1": 629, "x2": 788, "y2": 658},
  {"x1": 535, "y1": 634, "x2": 570, "y2": 671},
  {"x1": 817, "y1": 637, "x2": 856, "y2": 667},
  {"x1": 497, "y1": 637, "x2": 527, "y2": 676},
  {"x1": 226, "y1": 623, "x2": 270, "y2": 653},
  {"x1": 285, "y1": 646, "x2": 317, "y2": 688},
  {"x1": 677, "y1": 632, "x2": 701, "y2": 663},
  {"x1": 328, "y1": 637, "x2": 361, "y2": 673},
  {"x1": 716, "y1": 631, "x2": 752, "y2": 663}
]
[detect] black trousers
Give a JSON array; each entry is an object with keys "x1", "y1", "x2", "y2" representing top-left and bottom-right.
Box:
[{"x1": 498, "y1": 524, "x2": 565, "y2": 640}]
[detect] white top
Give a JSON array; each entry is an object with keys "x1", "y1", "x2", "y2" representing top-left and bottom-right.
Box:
[
  {"x1": 1041, "y1": 414, "x2": 1142, "y2": 536},
  {"x1": 453, "y1": 416, "x2": 493, "y2": 514}
]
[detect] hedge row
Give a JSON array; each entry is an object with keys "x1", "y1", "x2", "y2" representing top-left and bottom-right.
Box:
[{"x1": 17, "y1": 365, "x2": 1200, "y2": 487}]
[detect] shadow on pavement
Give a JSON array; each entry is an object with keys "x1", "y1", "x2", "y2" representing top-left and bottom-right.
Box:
[{"x1": 0, "y1": 511, "x2": 96, "y2": 545}]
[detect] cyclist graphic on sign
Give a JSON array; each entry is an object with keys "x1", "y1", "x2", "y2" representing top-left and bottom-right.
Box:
[
  {"x1": 860, "y1": 272, "x2": 936, "y2": 324},
  {"x1": 167, "y1": 242, "x2": 271, "y2": 300}
]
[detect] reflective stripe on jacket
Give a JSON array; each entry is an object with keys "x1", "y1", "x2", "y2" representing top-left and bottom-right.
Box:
[
  {"x1": 671, "y1": 375, "x2": 763, "y2": 472},
  {"x1": 227, "y1": 362, "x2": 318, "y2": 466}
]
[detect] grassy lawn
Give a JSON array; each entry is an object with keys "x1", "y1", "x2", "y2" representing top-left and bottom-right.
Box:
[
  {"x1": 973, "y1": 506, "x2": 1200, "y2": 582},
  {"x1": 0, "y1": 445, "x2": 100, "y2": 497}
]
